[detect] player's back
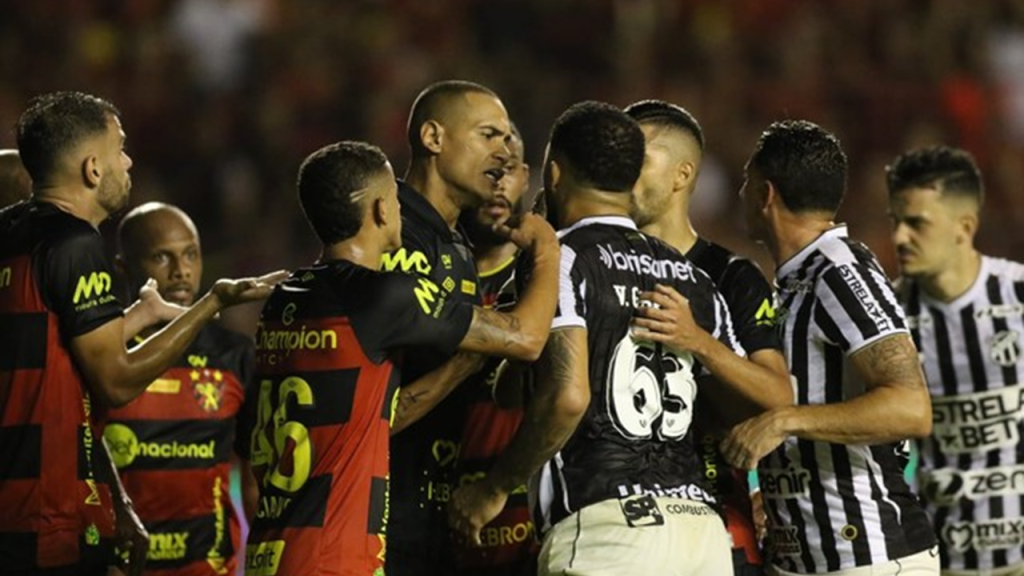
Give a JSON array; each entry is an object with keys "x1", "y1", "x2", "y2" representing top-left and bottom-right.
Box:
[
  {"x1": 537, "y1": 216, "x2": 737, "y2": 531},
  {"x1": 0, "y1": 201, "x2": 119, "y2": 573},
  {"x1": 244, "y1": 263, "x2": 399, "y2": 576}
]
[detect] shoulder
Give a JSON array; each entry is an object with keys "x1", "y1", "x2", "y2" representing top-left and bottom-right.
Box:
[{"x1": 986, "y1": 255, "x2": 1024, "y2": 281}]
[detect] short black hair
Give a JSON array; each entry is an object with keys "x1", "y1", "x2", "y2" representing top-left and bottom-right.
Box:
[
  {"x1": 406, "y1": 80, "x2": 498, "y2": 157},
  {"x1": 16, "y1": 91, "x2": 120, "y2": 183},
  {"x1": 749, "y1": 120, "x2": 847, "y2": 214},
  {"x1": 885, "y1": 145, "x2": 984, "y2": 206},
  {"x1": 624, "y1": 99, "x2": 705, "y2": 151},
  {"x1": 548, "y1": 101, "x2": 645, "y2": 193},
  {"x1": 297, "y1": 141, "x2": 391, "y2": 245}
]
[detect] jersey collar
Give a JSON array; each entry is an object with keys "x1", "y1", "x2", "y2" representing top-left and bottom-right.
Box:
[
  {"x1": 397, "y1": 180, "x2": 457, "y2": 242},
  {"x1": 776, "y1": 223, "x2": 848, "y2": 280},
  {"x1": 557, "y1": 215, "x2": 637, "y2": 238}
]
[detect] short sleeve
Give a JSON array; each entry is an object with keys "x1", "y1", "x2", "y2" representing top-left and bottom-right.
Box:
[
  {"x1": 349, "y1": 272, "x2": 474, "y2": 361},
  {"x1": 814, "y1": 263, "x2": 908, "y2": 355},
  {"x1": 551, "y1": 244, "x2": 587, "y2": 330},
  {"x1": 43, "y1": 228, "x2": 124, "y2": 339},
  {"x1": 718, "y1": 259, "x2": 782, "y2": 354}
]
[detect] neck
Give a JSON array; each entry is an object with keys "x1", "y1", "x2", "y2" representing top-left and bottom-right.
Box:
[
  {"x1": 474, "y1": 241, "x2": 519, "y2": 275},
  {"x1": 320, "y1": 232, "x2": 386, "y2": 270},
  {"x1": 770, "y1": 210, "x2": 836, "y2": 267},
  {"x1": 33, "y1": 186, "x2": 106, "y2": 227},
  {"x1": 917, "y1": 248, "x2": 982, "y2": 302},
  {"x1": 558, "y1": 188, "x2": 632, "y2": 229},
  {"x1": 640, "y1": 197, "x2": 698, "y2": 254},
  {"x1": 405, "y1": 162, "x2": 463, "y2": 229}
]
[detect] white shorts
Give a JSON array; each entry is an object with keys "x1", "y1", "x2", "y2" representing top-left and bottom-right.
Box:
[
  {"x1": 538, "y1": 495, "x2": 733, "y2": 576},
  {"x1": 768, "y1": 546, "x2": 939, "y2": 576}
]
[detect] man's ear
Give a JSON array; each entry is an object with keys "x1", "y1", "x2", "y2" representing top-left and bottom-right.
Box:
[
  {"x1": 419, "y1": 120, "x2": 444, "y2": 155},
  {"x1": 82, "y1": 154, "x2": 102, "y2": 189},
  {"x1": 548, "y1": 159, "x2": 561, "y2": 191},
  {"x1": 957, "y1": 211, "x2": 979, "y2": 245},
  {"x1": 763, "y1": 179, "x2": 779, "y2": 212},
  {"x1": 673, "y1": 160, "x2": 695, "y2": 192},
  {"x1": 372, "y1": 196, "x2": 387, "y2": 228}
]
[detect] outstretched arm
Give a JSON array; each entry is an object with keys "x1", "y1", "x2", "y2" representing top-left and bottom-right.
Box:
[
  {"x1": 448, "y1": 328, "x2": 590, "y2": 545},
  {"x1": 73, "y1": 271, "x2": 288, "y2": 408},
  {"x1": 722, "y1": 334, "x2": 930, "y2": 470}
]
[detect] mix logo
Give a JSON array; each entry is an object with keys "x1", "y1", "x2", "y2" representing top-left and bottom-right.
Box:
[
  {"x1": 943, "y1": 519, "x2": 1024, "y2": 553},
  {"x1": 73, "y1": 271, "x2": 112, "y2": 304},
  {"x1": 990, "y1": 330, "x2": 1021, "y2": 368}
]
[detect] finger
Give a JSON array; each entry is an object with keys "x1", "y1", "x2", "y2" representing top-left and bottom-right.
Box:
[
  {"x1": 256, "y1": 270, "x2": 291, "y2": 285},
  {"x1": 634, "y1": 305, "x2": 673, "y2": 322},
  {"x1": 632, "y1": 317, "x2": 674, "y2": 334},
  {"x1": 639, "y1": 290, "x2": 675, "y2": 309},
  {"x1": 656, "y1": 283, "x2": 688, "y2": 305}
]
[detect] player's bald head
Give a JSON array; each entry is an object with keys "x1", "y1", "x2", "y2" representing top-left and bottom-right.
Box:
[
  {"x1": 406, "y1": 80, "x2": 499, "y2": 157},
  {"x1": 117, "y1": 202, "x2": 199, "y2": 259},
  {"x1": 0, "y1": 149, "x2": 32, "y2": 208}
]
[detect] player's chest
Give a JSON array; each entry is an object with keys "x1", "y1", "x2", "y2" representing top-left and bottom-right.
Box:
[{"x1": 122, "y1": 358, "x2": 245, "y2": 420}]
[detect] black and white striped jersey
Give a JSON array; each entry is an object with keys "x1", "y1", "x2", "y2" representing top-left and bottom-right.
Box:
[
  {"x1": 533, "y1": 216, "x2": 742, "y2": 533},
  {"x1": 763, "y1": 225, "x2": 935, "y2": 573},
  {"x1": 901, "y1": 255, "x2": 1024, "y2": 572}
]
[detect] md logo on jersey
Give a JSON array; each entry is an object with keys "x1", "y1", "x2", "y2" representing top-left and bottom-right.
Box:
[
  {"x1": 73, "y1": 271, "x2": 116, "y2": 311},
  {"x1": 191, "y1": 368, "x2": 225, "y2": 412},
  {"x1": 990, "y1": 330, "x2": 1020, "y2": 367}
]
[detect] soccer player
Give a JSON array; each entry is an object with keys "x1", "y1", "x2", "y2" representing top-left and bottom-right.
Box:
[
  {"x1": 625, "y1": 99, "x2": 792, "y2": 576},
  {"x1": 103, "y1": 202, "x2": 257, "y2": 575},
  {"x1": 449, "y1": 101, "x2": 742, "y2": 576},
  {"x1": 382, "y1": 79, "x2": 515, "y2": 576},
  {"x1": 887, "y1": 146, "x2": 1024, "y2": 575},
  {"x1": 240, "y1": 141, "x2": 559, "y2": 576},
  {"x1": 721, "y1": 120, "x2": 938, "y2": 574},
  {"x1": 0, "y1": 91, "x2": 283, "y2": 576},
  {"x1": 0, "y1": 149, "x2": 32, "y2": 208},
  {"x1": 453, "y1": 125, "x2": 539, "y2": 576}
]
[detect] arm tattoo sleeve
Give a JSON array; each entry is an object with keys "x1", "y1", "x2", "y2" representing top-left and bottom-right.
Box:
[
  {"x1": 462, "y1": 307, "x2": 521, "y2": 353},
  {"x1": 852, "y1": 334, "x2": 925, "y2": 390}
]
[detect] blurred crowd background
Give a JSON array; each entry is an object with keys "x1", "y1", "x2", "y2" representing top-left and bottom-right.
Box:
[{"x1": 2, "y1": 0, "x2": 1023, "y2": 333}]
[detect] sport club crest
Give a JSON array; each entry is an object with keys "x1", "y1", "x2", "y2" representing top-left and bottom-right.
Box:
[{"x1": 190, "y1": 368, "x2": 225, "y2": 412}]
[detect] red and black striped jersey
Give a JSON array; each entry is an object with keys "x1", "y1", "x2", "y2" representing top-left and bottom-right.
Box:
[
  {"x1": 454, "y1": 254, "x2": 538, "y2": 576},
  {"x1": 104, "y1": 323, "x2": 253, "y2": 576},
  {"x1": 240, "y1": 260, "x2": 472, "y2": 576},
  {"x1": 0, "y1": 201, "x2": 123, "y2": 574}
]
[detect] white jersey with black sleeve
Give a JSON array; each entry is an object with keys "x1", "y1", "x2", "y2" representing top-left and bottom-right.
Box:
[
  {"x1": 764, "y1": 225, "x2": 935, "y2": 574},
  {"x1": 533, "y1": 215, "x2": 742, "y2": 533}
]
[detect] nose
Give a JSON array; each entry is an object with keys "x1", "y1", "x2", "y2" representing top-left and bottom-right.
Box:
[
  {"x1": 891, "y1": 222, "x2": 909, "y2": 246},
  {"x1": 169, "y1": 255, "x2": 192, "y2": 279}
]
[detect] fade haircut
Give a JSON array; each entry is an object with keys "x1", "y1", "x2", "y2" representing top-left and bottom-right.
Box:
[
  {"x1": 16, "y1": 91, "x2": 120, "y2": 183},
  {"x1": 624, "y1": 99, "x2": 705, "y2": 151},
  {"x1": 298, "y1": 141, "x2": 391, "y2": 245},
  {"x1": 749, "y1": 120, "x2": 847, "y2": 214},
  {"x1": 548, "y1": 101, "x2": 645, "y2": 193},
  {"x1": 885, "y1": 145, "x2": 984, "y2": 207},
  {"x1": 406, "y1": 80, "x2": 499, "y2": 157}
]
